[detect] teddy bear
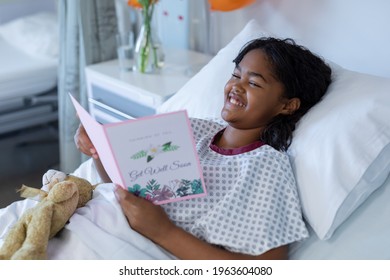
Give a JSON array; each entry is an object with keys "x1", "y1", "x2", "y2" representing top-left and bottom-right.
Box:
[{"x1": 0, "y1": 169, "x2": 96, "y2": 260}]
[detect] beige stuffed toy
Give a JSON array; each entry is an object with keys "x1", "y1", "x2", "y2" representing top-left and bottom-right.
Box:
[{"x1": 0, "y1": 169, "x2": 96, "y2": 260}]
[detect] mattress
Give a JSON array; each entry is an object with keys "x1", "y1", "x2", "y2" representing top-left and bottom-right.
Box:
[
  {"x1": 289, "y1": 172, "x2": 390, "y2": 259},
  {"x1": 0, "y1": 36, "x2": 57, "y2": 101}
]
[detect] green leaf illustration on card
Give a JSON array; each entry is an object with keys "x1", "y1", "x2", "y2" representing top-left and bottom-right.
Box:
[
  {"x1": 191, "y1": 179, "x2": 204, "y2": 194},
  {"x1": 145, "y1": 179, "x2": 160, "y2": 193},
  {"x1": 162, "y1": 142, "x2": 179, "y2": 152},
  {"x1": 130, "y1": 150, "x2": 147, "y2": 160},
  {"x1": 131, "y1": 141, "x2": 179, "y2": 162},
  {"x1": 128, "y1": 184, "x2": 148, "y2": 198},
  {"x1": 128, "y1": 178, "x2": 204, "y2": 203}
]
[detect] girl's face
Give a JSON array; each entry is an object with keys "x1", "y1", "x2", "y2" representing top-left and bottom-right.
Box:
[{"x1": 221, "y1": 49, "x2": 291, "y2": 131}]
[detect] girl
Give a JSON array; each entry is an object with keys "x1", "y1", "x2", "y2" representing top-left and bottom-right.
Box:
[{"x1": 75, "y1": 37, "x2": 332, "y2": 259}]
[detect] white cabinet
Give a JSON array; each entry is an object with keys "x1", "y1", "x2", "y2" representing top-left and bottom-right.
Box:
[{"x1": 85, "y1": 49, "x2": 211, "y2": 123}]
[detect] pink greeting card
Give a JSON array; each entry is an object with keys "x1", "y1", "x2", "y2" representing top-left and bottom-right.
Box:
[{"x1": 70, "y1": 94, "x2": 206, "y2": 204}]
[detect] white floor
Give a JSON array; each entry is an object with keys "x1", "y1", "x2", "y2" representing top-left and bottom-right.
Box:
[{"x1": 0, "y1": 125, "x2": 59, "y2": 208}]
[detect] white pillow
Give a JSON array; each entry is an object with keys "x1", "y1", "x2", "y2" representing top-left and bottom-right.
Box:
[
  {"x1": 157, "y1": 20, "x2": 390, "y2": 240},
  {"x1": 288, "y1": 63, "x2": 390, "y2": 239},
  {"x1": 0, "y1": 12, "x2": 58, "y2": 59}
]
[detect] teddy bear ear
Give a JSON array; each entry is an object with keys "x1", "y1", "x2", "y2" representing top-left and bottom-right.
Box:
[{"x1": 18, "y1": 185, "x2": 47, "y2": 201}]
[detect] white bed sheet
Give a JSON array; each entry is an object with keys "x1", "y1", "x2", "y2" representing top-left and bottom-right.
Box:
[
  {"x1": 0, "y1": 159, "x2": 175, "y2": 260},
  {"x1": 289, "y1": 172, "x2": 390, "y2": 259},
  {"x1": 0, "y1": 36, "x2": 57, "y2": 101},
  {"x1": 1, "y1": 158, "x2": 389, "y2": 259}
]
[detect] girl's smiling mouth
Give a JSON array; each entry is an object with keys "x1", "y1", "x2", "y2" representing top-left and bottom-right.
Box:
[{"x1": 227, "y1": 93, "x2": 246, "y2": 108}]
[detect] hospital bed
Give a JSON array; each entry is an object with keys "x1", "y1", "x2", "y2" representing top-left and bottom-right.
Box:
[
  {"x1": 0, "y1": 0, "x2": 389, "y2": 260},
  {"x1": 0, "y1": 0, "x2": 58, "y2": 135}
]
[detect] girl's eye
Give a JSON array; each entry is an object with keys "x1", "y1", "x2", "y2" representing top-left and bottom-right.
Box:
[
  {"x1": 249, "y1": 81, "x2": 261, "y2": 88},
  {"x1": 232, "y1": 73, "x2": 240, "y2": 79}
]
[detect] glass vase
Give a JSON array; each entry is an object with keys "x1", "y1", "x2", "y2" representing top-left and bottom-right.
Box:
[{"x1": 133, "y1": 11, "x2": 164, "y2": 74}]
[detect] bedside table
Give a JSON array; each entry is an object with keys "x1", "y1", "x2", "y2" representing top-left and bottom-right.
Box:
[{"x1": 85, "y1": 49, "x2": 212, "y2": 123}]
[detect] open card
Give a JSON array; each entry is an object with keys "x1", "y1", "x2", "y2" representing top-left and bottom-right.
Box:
[{"x1": 70, "y1": 94, "x2": 206, "y2": 204}]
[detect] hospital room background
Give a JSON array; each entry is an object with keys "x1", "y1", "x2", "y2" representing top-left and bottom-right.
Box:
[{"x1": 0, "y1": 0, "x2": 389, "y2": 228}]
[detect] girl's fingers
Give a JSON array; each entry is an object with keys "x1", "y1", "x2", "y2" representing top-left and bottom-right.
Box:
[{"x1": 74, "y1": 123, "x2": 97, "y2": 157}]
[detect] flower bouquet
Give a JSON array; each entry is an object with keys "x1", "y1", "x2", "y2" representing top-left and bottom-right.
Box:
[{"x1": 128, "y1": 0, "x2": 164, "y2": 73}]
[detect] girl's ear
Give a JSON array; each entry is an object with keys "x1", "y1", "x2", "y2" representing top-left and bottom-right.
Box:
[{"x1": 281, "y1": 98, "x2": 301, "y2": 115}]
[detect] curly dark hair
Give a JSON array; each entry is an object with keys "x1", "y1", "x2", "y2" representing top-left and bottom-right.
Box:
[{"x1": 233, "y1": 37, "x2": 332, "y2": 151}]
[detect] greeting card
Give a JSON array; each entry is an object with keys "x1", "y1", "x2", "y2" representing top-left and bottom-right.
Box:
[{"x1": 70, "y1": 94, "x2": 206, "y2": 204}]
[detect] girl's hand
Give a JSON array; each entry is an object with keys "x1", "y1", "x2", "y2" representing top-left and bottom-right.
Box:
[
  {"x1": 74, "y1": 123, "x2": 98, "y2": 159},
  {"x1": 113, "y1": 186, "x2": 288, "y2": 260},
  {"x1": 114, "y1": 185, "x2": 175, "y2": 243}
]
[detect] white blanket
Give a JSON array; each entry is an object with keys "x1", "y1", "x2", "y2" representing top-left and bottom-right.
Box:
[
  {"x1": 3, "y1": 159, "x2": 390, "y2": 260},
  {"x1": 0, "y1": 159, "x2": 175, "y2": 259}
]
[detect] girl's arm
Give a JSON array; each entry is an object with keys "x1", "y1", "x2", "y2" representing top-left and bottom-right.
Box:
[
  {"x1": 159, "y1": 225, "x2": 287, "y2": 260},
  {"x1": 114, "y1": 186, "x2": 287, "y2": 260},
  {"x1": 92, "y1": 158, "x2": 111, "y2": 183}
]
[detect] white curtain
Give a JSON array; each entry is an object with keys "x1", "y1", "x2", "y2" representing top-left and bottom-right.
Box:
[{"x1": 57, "y1": 0, "x2": 118, "y2": 173}]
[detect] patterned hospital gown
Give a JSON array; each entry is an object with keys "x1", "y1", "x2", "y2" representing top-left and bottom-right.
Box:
[{"x1": 162, "y1": 118, "x2": 309, "y2": 256}]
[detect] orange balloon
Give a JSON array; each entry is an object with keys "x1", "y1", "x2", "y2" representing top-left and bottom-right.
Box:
[{"x1": 208, "y1": 0, "x2": 256, "y2": 12}]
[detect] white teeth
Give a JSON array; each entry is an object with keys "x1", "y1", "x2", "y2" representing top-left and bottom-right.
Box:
[{"x1": 229, "y1": 97, "x2": 245, "y2": 107}]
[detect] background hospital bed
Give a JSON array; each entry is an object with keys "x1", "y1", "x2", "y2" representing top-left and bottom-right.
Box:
[
  {"x1": 0, "y1": 0, "x2": 60, "y2": 201},
  {"x1": 0, "y1": 0, "x2": 58, "y2": 135}
]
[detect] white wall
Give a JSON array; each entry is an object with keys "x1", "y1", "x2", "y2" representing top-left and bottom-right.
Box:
[{"x1": 209, "y1": 0, "x2": 390, "y2": 78}]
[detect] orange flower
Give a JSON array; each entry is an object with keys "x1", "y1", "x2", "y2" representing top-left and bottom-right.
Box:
[
  {"x1": 127, "y1": 0, "x2": 142, "y2": 9},
  {"x1": 208, "y1": 0, "x2": 255, "y2": 12},
  {"x1": 127, "y1": 0, "x2": 158, "y2": 9}
]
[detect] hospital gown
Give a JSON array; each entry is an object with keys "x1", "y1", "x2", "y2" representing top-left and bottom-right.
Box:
[{"x1": 162, "y1": 118, "x2": 309, "y2": 256}]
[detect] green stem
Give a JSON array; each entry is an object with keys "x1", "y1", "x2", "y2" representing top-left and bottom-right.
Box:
[{"x1": 139, "y1": 5, "x2": 155, "y2": 73}]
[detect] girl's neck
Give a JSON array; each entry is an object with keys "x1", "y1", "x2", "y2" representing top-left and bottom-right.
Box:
[{"x1": 215, "y1": 126, "x2": 263, "y2": 149}]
